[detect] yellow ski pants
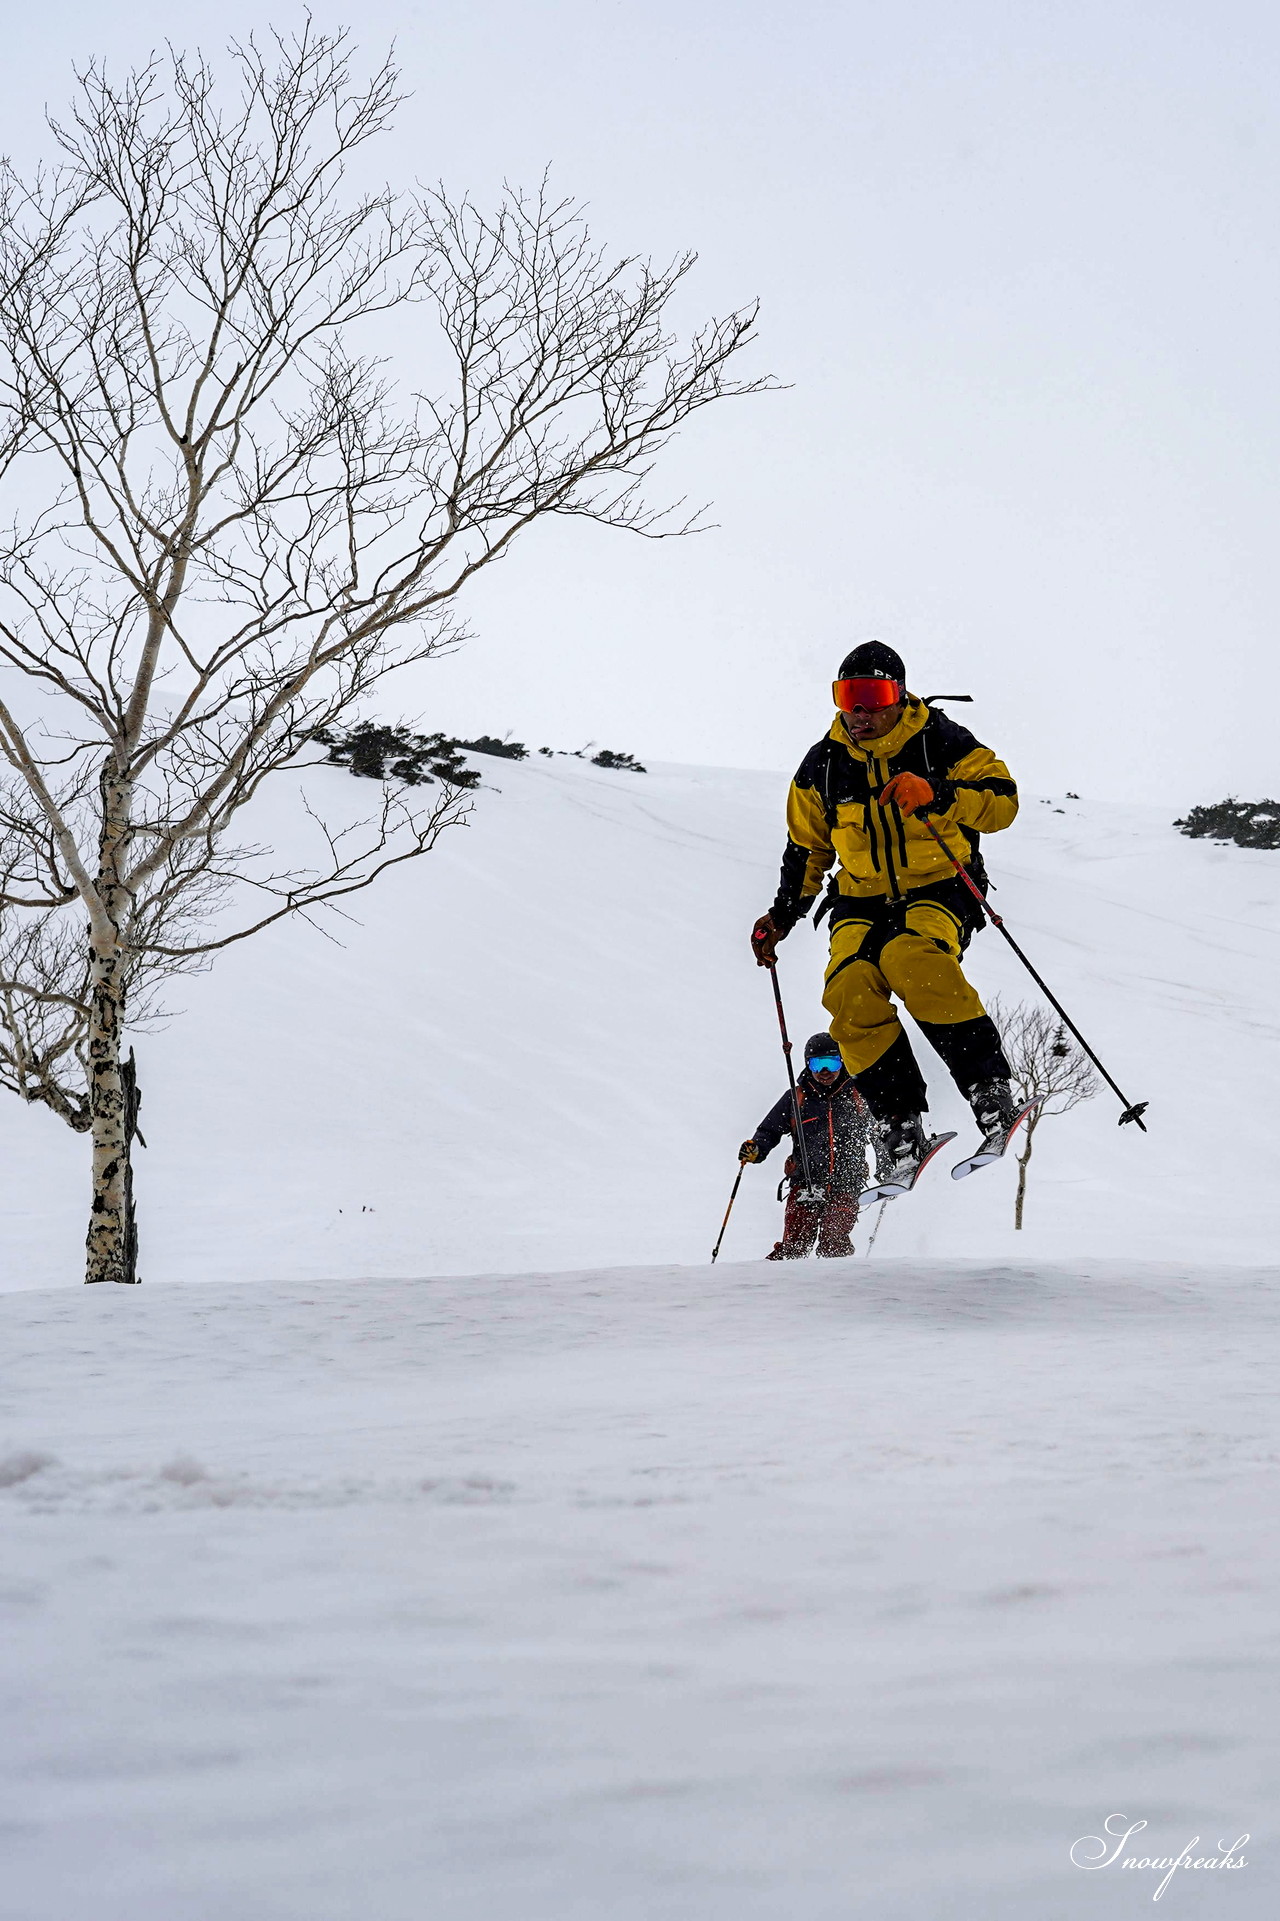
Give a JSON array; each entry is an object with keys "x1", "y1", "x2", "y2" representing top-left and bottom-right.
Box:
[{"x1": 821, "y1": 897, "x2": 988, "y2": 1075}]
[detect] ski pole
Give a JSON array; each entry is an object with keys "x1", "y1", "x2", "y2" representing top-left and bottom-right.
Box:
[
  {"x1": 711, "y1": 1162, "x2": 746, "y2": 1264},
  {"x1": 754, "y1": 946, "x2": 823, "y2": 1194},
  {"x1": 864, "y1": 1198, "x2": 888, "y2": 1257},
  {"x1": 918, "y1": 814, "x2": 1148, "y2": 1130}
]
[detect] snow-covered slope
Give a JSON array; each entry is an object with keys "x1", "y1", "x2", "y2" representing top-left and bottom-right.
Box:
[
  {"x1": 3, "y1": 754, "x2": 1278, "y2": 1918},
  {"x1": 1, "y1": 751, "x2": 1278, "y2": 1286}
]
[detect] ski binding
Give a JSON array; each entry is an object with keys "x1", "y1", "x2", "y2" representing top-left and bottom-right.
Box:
[
  {"x1": 950, "y1": 1098, "x2": 1046, "y2": 1180},
  {"x1": 858, "y1": 1131, "x2": 958, "y2": 1205}
]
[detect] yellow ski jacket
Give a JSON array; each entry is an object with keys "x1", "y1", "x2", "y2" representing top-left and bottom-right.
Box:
[{"x1": 770, "y1": 698, "x2": 1018, "y2": 921}]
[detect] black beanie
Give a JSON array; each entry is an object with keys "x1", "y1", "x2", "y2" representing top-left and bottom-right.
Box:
[{"x1": 837, "y1": 640, "x2": 906, "y2": 684}]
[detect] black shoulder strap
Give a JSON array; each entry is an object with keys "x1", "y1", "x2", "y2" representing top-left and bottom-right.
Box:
[
  {"x1": 918, "y1": 705, "x2": 981, "y2": 780},
  {"x1": 796, "y1": 735, "x2": 844, "y2": 832},
  {"x1": 916, "y1": 708, "x2": 988, "y2": 865},
  {"x1": 822, "y1": 740, "x2": 838, "y2": 830}
]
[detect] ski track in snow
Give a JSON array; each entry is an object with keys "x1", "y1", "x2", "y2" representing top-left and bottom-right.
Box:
[{"x1": 1, "y1": 761, "x2": 1278, "y2": 1914}]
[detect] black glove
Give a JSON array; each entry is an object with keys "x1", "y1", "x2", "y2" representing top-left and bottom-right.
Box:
[
  {"x1": 739, "y1": 1140, "x2": 762, "y2": 1163},
  {"x1": 751, "y1": 913, "x2": 784, "y2": 967}
]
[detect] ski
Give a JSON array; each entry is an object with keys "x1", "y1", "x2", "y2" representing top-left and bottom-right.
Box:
[
  {"x1": 857, "y1": 1131, "x2": 958, "y2": 1205},
  {"x1": 950, "y1": 1098, "x2": 1045, "y2": 1180}
]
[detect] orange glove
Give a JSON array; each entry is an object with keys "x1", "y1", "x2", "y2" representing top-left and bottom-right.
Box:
[
  {"x1": 878, "y1": 771, "x2": 934, "y2": 817},
  {"x1": 751, "y1": 913, "x2": 785, "y2": 967}
]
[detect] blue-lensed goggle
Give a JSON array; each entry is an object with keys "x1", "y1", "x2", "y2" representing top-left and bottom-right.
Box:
[{"x1": 807, "y1": 1055, "x2": 842, "y2": 1074}]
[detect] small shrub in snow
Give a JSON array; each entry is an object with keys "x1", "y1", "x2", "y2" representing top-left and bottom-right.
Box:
[
  {"x1": 987, "y1": 995, "x2": 1098, "y2": 1231},
  {"x1": 1174, "y1": 799, "x2": 1280, "y2": 849},
  {"x1": 316, "y1": 723, "x2": 481, "y2": 790},
  {"x1": 456, "y1": 735, "x2": 528, "y2": 760},
  {"x1": 532, "y1": 744, "x2": 646, "y2": 769}
]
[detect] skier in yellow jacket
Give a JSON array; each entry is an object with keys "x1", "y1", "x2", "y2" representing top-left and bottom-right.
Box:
[{"x1": 752, "y1": 641, "x2": 1019, "y2": 1186}]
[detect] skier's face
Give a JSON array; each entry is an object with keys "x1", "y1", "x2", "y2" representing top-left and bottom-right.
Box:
[
  {"x1": 809, "y1": 1063, "x2": 841, "y2": 1085},
  {"x1": 842, "y1": 700, "x2": 903, "y2": 742}
]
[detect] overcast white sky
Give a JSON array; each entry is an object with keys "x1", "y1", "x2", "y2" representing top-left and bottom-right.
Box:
[{"x1": 5, "y1": 0, "x2": 1279, "y2": 805}]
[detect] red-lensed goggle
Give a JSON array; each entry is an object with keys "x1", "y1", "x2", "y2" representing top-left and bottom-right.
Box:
[{"x1": 832, "y1": 676, "x2": 903, "y2": 712}]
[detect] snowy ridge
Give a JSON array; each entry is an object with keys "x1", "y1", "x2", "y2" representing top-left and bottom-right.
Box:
[{"x1": 2, "y1": 751, "x2": 1278, "y2": 1287}]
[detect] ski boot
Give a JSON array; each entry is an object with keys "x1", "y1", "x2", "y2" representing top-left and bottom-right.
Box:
[
  {"x1": 858, "y1": 1113, "x2": 957, "y2": 1204},
  {"x1": 951, "y1": 1079, "x2": 1044, "y2": 1181}
]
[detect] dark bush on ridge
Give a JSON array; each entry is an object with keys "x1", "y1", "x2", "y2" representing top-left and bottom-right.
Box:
[
  {"x1": 318, "y1": 726, "x2": 646, "y2": 782},
  {"x1": 1174, "y1": 799, "x2": 1280, "y2": 849},
  {"x1": 456, "y1": 735, "x2": 528, "y2": 760},
  {"x1": 315, "y1": 723, "x2": 481, "y2": 789}
]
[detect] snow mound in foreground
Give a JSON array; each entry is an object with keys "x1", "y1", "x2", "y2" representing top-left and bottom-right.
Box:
[{"x1": 2, "y1": 1258, "x2": 1276, "y2": 1918}]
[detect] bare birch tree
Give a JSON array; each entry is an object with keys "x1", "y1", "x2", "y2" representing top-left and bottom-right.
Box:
[
  {"x1": 987, "y1": 994, "x2": 1098, "y2": 1229},
  {"x1": 0, "y1": 26, "x2": 768, "y2": 1282}
]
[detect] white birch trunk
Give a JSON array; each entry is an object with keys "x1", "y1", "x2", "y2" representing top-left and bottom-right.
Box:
[
  {"x1": 84, "y1": 772, "x2": 131, "y2": 1285},
  {"x1": 1014, "y1": 1115, "x2": 1038, "y2": 1231}
]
